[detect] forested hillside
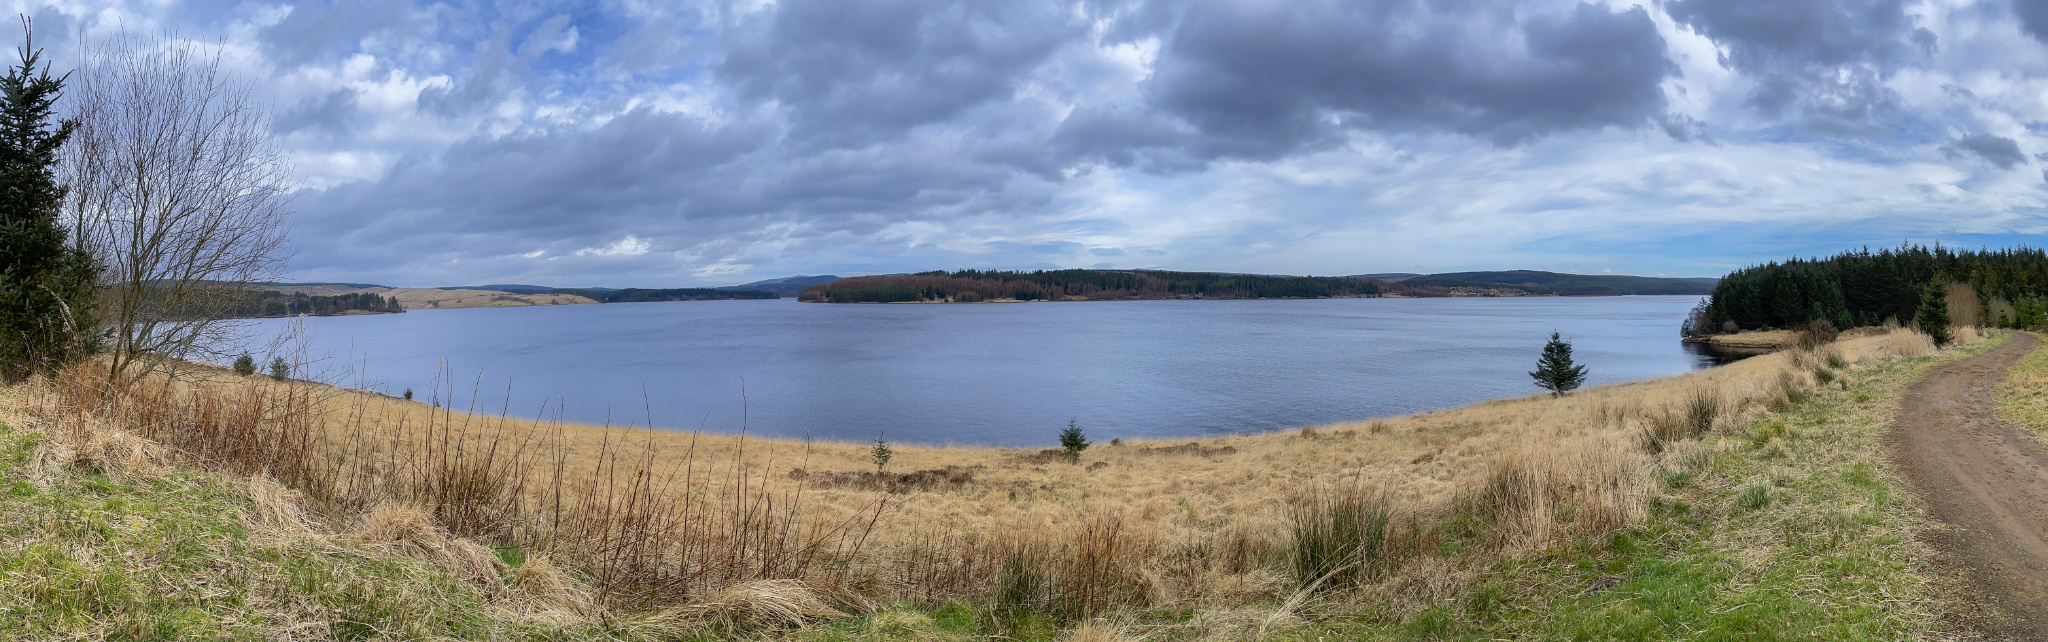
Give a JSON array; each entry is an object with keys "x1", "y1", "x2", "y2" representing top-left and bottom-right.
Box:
[
  {"x1": 552, "y1": 287, "x2": 778, "y2": 302},
  {"x1": 230, "y1": 291, "x2": 405, "y2": 317},
  {"x1": 1705, "y1": 245, "x2": 2048, "y2": 331},
  {"x1": 801, "y1": 269, "x2": 1412, "y2": 302},
  {"x1": 1404, "y1": 270, "x2": 1715, "y2": 295}
]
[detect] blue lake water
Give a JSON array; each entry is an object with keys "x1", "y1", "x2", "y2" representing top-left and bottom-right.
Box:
[{"x1": 242, "y1": 296, "x2": 1718, "y2": 446}]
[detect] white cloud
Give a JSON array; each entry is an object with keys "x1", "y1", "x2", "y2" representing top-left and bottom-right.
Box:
[{"x1": 576, "y1": 236, "x2": 652, "y2": 257}]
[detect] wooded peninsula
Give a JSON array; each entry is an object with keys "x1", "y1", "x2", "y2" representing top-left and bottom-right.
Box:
[
  {"x1": 1699, "y1": 245, "x2": 2048, "y2": 333},
  {"x1": 226, "y1": 290, "x2": 405, "y2": 318}
]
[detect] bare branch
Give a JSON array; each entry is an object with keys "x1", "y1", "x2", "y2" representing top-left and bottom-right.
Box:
[{"x1": 62, "y1": 32, "x2": 294, "y2": 380}]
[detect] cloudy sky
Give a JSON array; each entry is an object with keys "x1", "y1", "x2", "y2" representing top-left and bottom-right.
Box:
[{"x1": 18, "y1": 0, "x2": 2048, "y2": 286}]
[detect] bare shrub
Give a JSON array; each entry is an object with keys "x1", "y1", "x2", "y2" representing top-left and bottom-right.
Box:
[
  {"x1": 1064, "y1": 512, "x2": 1152, "y2": 618},
  {"x1": 1795, "y1": 320, "x2": 1838, "y2": 350},
  {"x1": 65, "y1": 33, "x2": 292, "y2": 380}
]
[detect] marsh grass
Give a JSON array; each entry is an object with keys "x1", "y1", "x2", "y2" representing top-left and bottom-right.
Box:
[{"x1": 1288, "y1": 481, "x2": 1393, "y2": 593}]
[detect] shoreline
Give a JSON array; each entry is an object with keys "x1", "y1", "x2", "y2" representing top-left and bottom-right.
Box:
[{"x1": 801, "y1": 292, "x2": 1705, "y2": 304}]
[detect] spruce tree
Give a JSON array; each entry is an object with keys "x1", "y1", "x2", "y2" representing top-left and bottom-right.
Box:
[
  {"x1": 1059, "y1": 418, "x2": 1090, "y2": 464},
  {"x1": 1530, "y1": 331, "x2": 1589, "y2": 397},
  {"x1": 0, "y1": 27, "x2": 95, "y2": 381},
  {"x1": 1916, "y1": 285, "x2": 1953, "y2": 346},
  {"x1": 870, "y1": 434, "x2": 892, "y2": 476}
]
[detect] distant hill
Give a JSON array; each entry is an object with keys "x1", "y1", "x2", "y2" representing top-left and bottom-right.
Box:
[
  {"x1": 1346, "y1": 270, "x2": 1715, "y2": 295},
  {"x1": 803, "y1": 269, "x2": 1404, "y2": 302},
  {"x1": 553, "y1": 288, "x2": 778, "y2": 303},
  {"x1": 718, "y1": 275, "x2": 841, "y2": 297},
  {"x1": 438, "y1": 284, "x2": 556, "y2": 293},
  {"x1": 437, "y1": 284, "x2": 621, "y2": 293},
  {"x1": 256, "y1": 281, "x2": 387, "y2": 290}
]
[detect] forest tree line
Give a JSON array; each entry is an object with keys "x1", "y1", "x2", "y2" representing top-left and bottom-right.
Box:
[
  {"x1": 799, "y1": 269, "x2": 1434, "y2": 303},
  {"x1": 226, "y1": 291, "x2": 405, "y2": 318},
  {"x1": 1700, "y1": 245, "x2": 2048, "y2": 333}
]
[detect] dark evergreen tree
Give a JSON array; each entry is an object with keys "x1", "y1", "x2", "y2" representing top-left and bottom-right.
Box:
[
  {"x1": 1059, "y1": 418, "x2": 1090, "y2": 464},
  {"x1": 1916, "y1": 285, "x2": 1953, "y2": 346},
  {"x1": 1530, "y1": 331, "x2": 1589, "y2": 397},
  {"x1": 268, "y1": 357, "x2": 289, "y2": 381},
  {"x1": 0, "y1": 26, "x2": 95, "y2": 381},
  {"x1": 871, "y1": 433, "x2": 892, "y2": 475},
  {"x1": 232, "y1": 352, "x2": 255, "y2": 376}
]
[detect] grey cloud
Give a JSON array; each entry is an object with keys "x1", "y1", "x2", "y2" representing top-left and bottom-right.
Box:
[
  {"x1": 275, "y1": 89, "x2": 361, "y2": 135},
  {"x1": 1052, "y1": 107, "x2": 1208, "y2": 172},
  {"x1": 1090, "y1": 247, "x2": 1125, "y2": 257},
  {"x1": 1064, "y1": 0, "x2": 1676, "y2": 169},
  {"x1": 516, "y1": 15, "x2": 575, "y2": 58},
  {"x1": 259, "y1": 0, "x2": 421, "y2": 68},
  {"x1": 718, "y1": 0, "x2": 1084, "y2": 147},
  {"x1": 1941, "y1": 134, "x2": 2027, "y2": 169},
  {"x1": 1666, "y1": 0, "x2": 1930, "y2": 132},
  {"x1": 291, "y1": 106, "x2": 1061, "y2": 283},
  {"x1": 2017, "y1": 0, "x2": 2048, "y2": 43},
  {"x1": 1030, "y1": 241, "x2": 1083, "y2": 254},
  {"x1": 417, "y1": 42, "x2": 517, "y2": 117},
  {"x1": 1659, "y1": 114, "x2": 1709, "y2": 143}
]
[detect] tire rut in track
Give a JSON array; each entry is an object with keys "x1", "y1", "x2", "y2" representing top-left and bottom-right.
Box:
[{"x1": 1894, "y1": 332, "x2": 2048, "y2": 639}]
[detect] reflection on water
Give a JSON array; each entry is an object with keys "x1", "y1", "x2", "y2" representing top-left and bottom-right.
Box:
[{"x1": 1679, "y1": 340, "x2": 1767, "y2": 367}]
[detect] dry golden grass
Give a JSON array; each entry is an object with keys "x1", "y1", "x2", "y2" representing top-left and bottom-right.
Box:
[
  {"x1": 289, "y1": 329, "x2": 1936, "y2": 584},
  {"x1": 5, "y1": 326, "x2": 1964, "y2": 635},
  {"x1": 1697, "y1": 329, "x2": 1798, "y2": 349},
  {"x1": 260, "y1": 283, "x2": 598, "y2": 309}
]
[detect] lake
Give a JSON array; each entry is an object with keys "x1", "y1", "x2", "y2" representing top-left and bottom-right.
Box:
[{"x1": 244, "y1": 296, "x2": 1720, "y2": 446}]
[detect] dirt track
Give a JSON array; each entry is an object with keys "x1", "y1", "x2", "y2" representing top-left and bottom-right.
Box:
[{"x1": 1895, "y1": 332, "x2": 2048, "y2": 638}]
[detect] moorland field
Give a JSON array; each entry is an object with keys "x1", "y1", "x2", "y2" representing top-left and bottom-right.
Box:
[{"x1": 0, "y1": 323, "x2": 2016, "y2": 640}]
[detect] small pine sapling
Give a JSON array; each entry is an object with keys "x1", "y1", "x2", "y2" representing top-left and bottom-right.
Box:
[
  {"x1": 232, "y1": 353, "x2": 255, "y2": 376},
  {"x1": 1059, "y1": 418, "x2": 1090, "y2": 464},
  {"x1": 1529, "y1": 330, "x2": 1589, "y2": 397},
  {"x1": 268, "y1": 357, "x2": 289, "y2": 381},
  {"x1": 871, "y1": 433, "x2": 893, "y2": 476},
  {"x1": 402, "y1": 388, "x2": 413, "y2": 401}
]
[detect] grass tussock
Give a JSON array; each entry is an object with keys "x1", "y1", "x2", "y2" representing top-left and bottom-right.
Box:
[
  {"x1": 0, "y1": 325, "x2": 1993, "y2": 639},
  {"x1": 1288, "y1": 480, "x2": 1393, "y2": 593}
]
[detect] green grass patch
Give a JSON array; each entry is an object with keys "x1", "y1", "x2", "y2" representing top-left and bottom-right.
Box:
[
  {"x1": 1271, "y1": 333, "x2": 2005, "y2": 641},
  {"x1": 1996, "y1": 331, "x2": 2048, "y2": 439},
  {"x1": 0, "y1": 418, "x2": 624, "y2": 641}
]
